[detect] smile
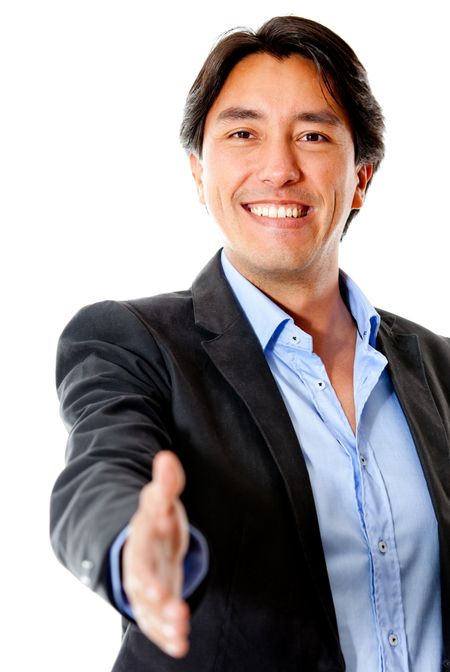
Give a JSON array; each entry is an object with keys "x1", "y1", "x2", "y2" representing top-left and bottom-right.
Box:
[{"x1": 244, "y1": 203, "x2": 310, "y2": 219}]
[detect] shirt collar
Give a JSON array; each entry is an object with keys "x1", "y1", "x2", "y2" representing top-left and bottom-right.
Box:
[{"x1": 221, "y1": 249, "x2": 381, "y2": 351}]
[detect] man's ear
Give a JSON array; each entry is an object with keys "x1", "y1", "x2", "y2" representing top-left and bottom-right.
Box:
[
  {"x1": 351, "y1": 163, "x2": 373, "y2": 210},
  {"x1": 189, "y1": 153, "x2": 205, "y2": 205}
]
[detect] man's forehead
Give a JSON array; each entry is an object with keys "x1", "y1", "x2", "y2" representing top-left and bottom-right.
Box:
[
  {"x1": 220, "y1": 52, "x2": 317, "y2": 90},
  {"x1": 205, "y1": 53, "x2": 347, "y2": 128}
]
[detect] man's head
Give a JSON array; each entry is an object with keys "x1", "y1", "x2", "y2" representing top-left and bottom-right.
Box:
[{"x1": 181, "y1": 16, "x2": 384, "y2": 281}]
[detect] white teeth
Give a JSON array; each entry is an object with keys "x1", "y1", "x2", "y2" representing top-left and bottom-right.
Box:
[{"x1": 249, "y1": 205, "x2": 306, "y2": 218}]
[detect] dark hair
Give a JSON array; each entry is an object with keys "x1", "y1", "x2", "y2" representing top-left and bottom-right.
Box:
[{"x1": 180, "y1": 16, "x2": 385, "y2": 235}]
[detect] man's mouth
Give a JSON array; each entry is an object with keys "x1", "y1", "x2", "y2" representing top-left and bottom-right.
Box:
[{"x1": 243, "y1": 203, "x2": 311, "y2": 219}]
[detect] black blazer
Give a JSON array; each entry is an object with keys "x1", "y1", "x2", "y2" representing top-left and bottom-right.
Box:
[{"x1": 50, "y1": 251, "x2": 450, "y2": 671}]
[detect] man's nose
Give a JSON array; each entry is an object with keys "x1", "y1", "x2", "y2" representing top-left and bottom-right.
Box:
[{"x1": 256, "y1": 137, "x2": 302, "y2": 187}]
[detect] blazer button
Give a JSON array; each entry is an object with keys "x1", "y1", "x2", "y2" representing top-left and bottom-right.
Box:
[{"x1": 80, "y1": 559, "x2": 94, "y2": 586}]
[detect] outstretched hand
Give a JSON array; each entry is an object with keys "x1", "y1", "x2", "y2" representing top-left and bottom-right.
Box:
[{"x1": 122, "y1": 451, "x2": 190, "y2": 658}]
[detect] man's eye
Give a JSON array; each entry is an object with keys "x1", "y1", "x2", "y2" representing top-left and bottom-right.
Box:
[
  {"x1": 302, "y1": 132, "x2": 327, "y2": 142},
  {"x1": 231, "y1": 130, "x2": 253, "y2": 139}
]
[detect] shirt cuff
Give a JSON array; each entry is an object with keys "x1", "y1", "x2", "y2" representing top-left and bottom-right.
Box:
[{"x1": 109, "y1": 524, "x2": 209, "y2": 619}]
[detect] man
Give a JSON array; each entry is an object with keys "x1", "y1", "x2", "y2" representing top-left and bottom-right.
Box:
[{"x1": 50, "y1": 15, "x2": 450, "y2": 672}]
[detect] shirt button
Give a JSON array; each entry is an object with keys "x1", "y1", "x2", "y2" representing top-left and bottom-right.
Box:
[
  {"x1": 316, "y1": 380, "x2": 326, "y2": 390},
  {"x1": 360, "y1": 455, "x2": 367, "y2": 466},
  {"x1": 388, "y1": 633, "x2": 399, "y2": 647},
  {"x1": 378, "y1": 540, "x2": 388, "y2": 554}
]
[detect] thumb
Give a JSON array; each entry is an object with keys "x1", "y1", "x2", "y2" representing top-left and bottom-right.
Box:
[{"x1": 152, "y1": 451, "x2": 186, "y2": 501}]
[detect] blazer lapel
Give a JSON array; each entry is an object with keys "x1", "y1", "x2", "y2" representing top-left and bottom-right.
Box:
[
  {"x1": 377, "y1": 314, "x2": 450, "y2": 508},
  {"x1": 192, "y1": 251, "x2": 339, "y2": 638}
]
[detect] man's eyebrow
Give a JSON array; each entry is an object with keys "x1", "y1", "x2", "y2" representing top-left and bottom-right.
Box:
[
  {"x1": 214, "y1": 107, "x2": 344, "y2": 127},
  {"x1": 215, "y1": 107, "x2": 263, "y2": 122},
  {"x1": 294, "y1": 111, "x2": 343, "y2": 126}
]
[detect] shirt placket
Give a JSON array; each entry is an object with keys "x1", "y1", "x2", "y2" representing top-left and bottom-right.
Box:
[{"x1": 358, "y1": 431, "x2": 410, "y2": 670}]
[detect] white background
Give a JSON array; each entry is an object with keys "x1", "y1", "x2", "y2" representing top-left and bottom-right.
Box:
[{"x1": 1, "y1": 1, "x2": 448, "y2": 669}]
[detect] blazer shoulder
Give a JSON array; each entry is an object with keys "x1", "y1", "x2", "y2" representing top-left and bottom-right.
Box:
[
  {"x1": 123, "y1": 289, "x2": 195, "y2": 332},
  {"x1": 379, "y1": 307, "x2": 449, "y2": 342},
  {"x1": 60, "y1": 289, "x2": 194, "y2": 344},
  {"x1": 378, "y1": 307, "x2": 450, "y2": 371},
  {"x1": 56, "y1": 293, "x2": 188, "y2": 389}
]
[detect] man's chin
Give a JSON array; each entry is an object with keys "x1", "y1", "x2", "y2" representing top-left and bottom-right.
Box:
[{"x1": 225, "y1": 247, "x2": 317, "y2": 282}]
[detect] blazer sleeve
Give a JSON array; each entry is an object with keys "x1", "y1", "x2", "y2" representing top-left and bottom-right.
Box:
[{"x1": 50, "y1": 299, "x2": 173, "y2": 605}]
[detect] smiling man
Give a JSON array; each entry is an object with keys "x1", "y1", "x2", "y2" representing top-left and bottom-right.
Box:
[
  {"x1": 51, "y1": 16, "x2": 450, "y2": 672},
  {"x1": 190, "y1": 54, "x2": 370, "y2": 285}
]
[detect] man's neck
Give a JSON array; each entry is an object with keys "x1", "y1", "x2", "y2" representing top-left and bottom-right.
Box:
[
  {"x1": 223, "y1": 248, "x2": 358, "y2": 432},
  {"x1": 224, "y1": 250, "x2": 355, "y2": 353}
]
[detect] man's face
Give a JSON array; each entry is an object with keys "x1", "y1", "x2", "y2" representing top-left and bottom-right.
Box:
[{"x1": 190, "y1": 53, "x2": 372, "y2": 281}]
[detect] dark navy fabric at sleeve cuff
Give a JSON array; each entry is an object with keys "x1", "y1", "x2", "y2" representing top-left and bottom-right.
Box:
[
  {"x1": 109, "y1": 525, "x2": 134, "y2": 619},
  {"x1": 182, "y1": 525, "x2": 209, "y2": 598}
]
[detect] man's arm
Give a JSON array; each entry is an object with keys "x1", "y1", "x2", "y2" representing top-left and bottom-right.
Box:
[{"x1": 50, "y1": 300, "x2": 204, "y2": 658}]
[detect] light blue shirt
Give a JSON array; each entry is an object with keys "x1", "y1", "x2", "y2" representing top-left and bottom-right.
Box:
[{"x1": 221, "y1": 250, "x2": 442, "y2": 672}]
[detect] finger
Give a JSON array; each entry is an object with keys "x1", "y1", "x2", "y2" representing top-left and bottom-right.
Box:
[
  {"x1": 161, "y1": 598, "x2": 190, "y2": 625},
  {"x1": 128, "y1": 571, "x2": 190, "y2": 625},
  {"x1": 134, "y1": 598, "x2": 190, "y2": 658},
  {"x1": 138, "y1": 614, "x2": 189, "y2": 657},
  {"x1": 136, "y1": 596, "x2": 190, "y2": 632},
  {"x1": 152, "y1": 451, "x2": 186, "y2": 501}
]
